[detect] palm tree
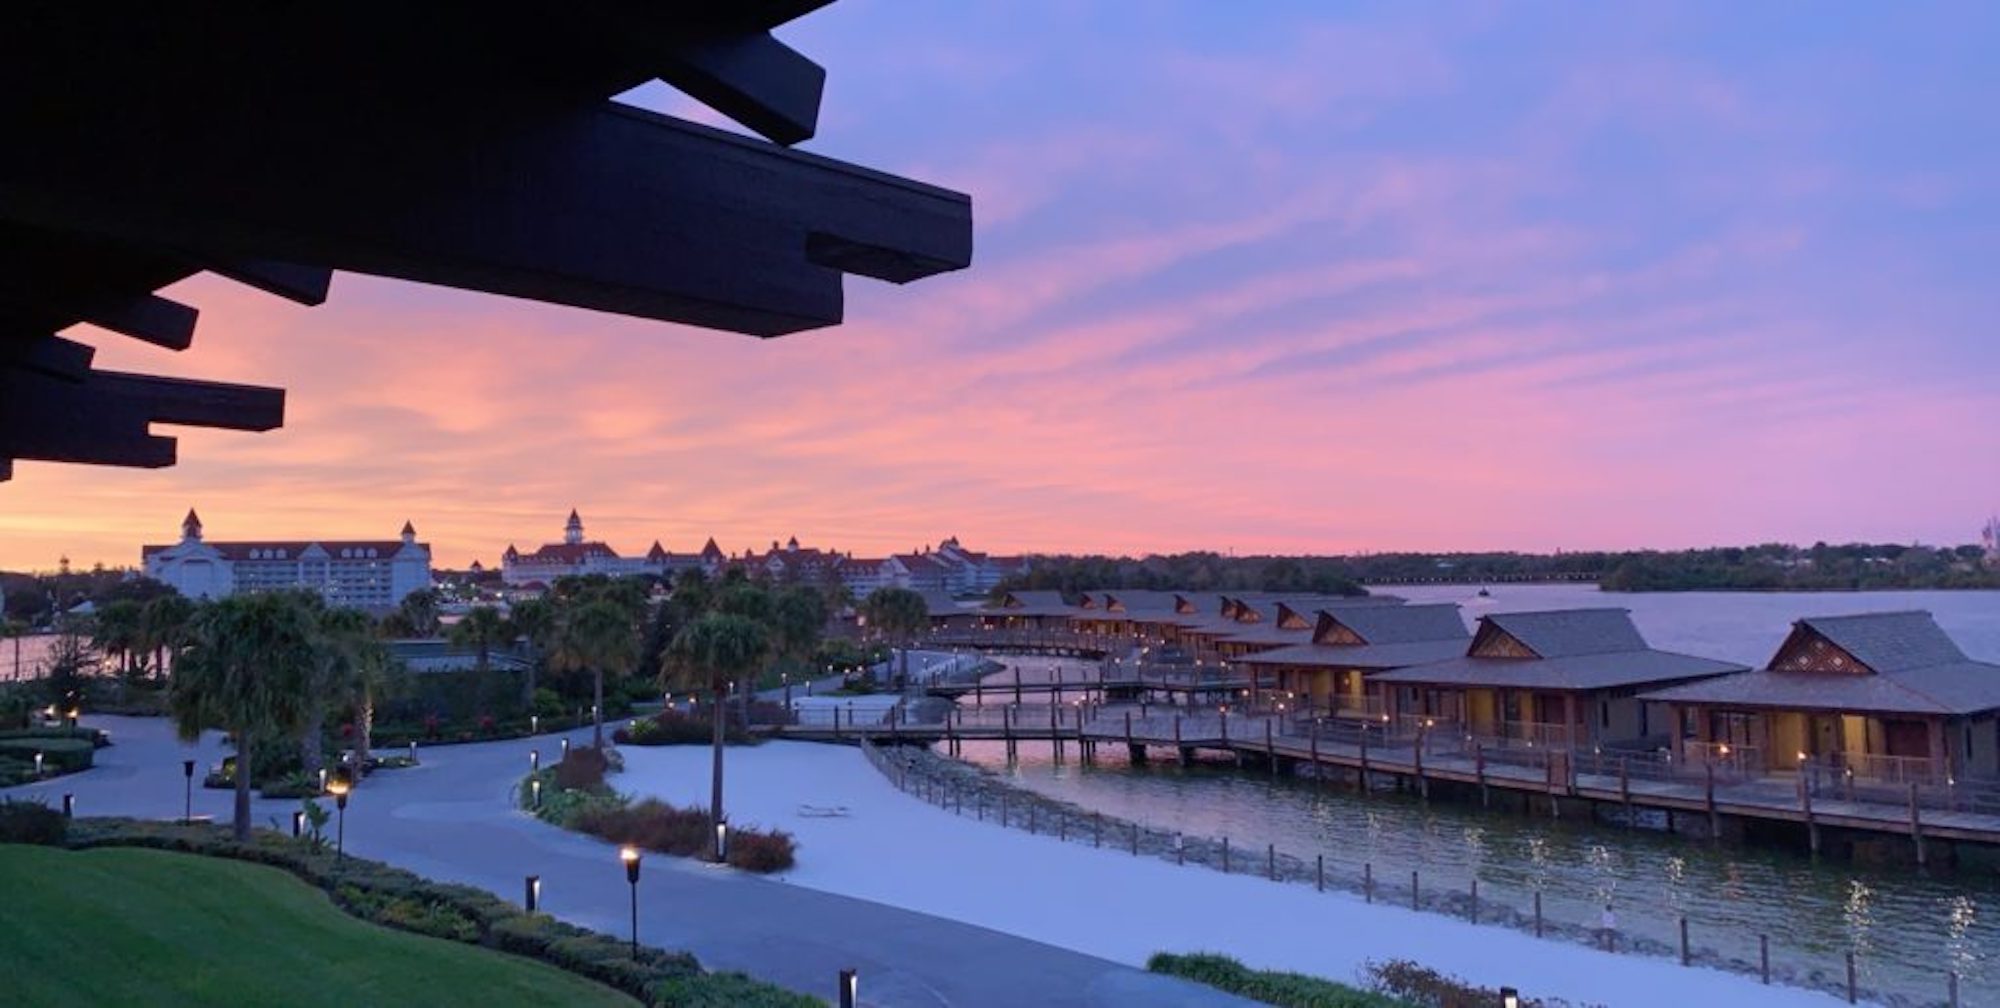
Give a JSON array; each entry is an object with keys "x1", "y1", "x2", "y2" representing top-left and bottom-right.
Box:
[
  {"x1": 771, "y1": 584, "x2": 828, "y2": 679},
  {"x1": 302, "y1": 602, "x2": 378, "y2": 779},
  {"x1": 91, "y1": 598, "x2": 145, "y2": 680},
  {"x1": 447, "y1": 605, "x2": 509, "y2": 715},
  {"x1": 860, "y1": 587, "x2": 929, "y2": 686},
  {"x1": 170, "y1": 593, "x2": 318, "y2": 841},
  {"x1": 140, "y1": 593, "x2": 196, "y2": 683},
  {"x1": 550, "y1": 599, "x2": 638, "y2": 748},
  {"x1": 667, "y1": 612, "x2": 769, "y2": 857},
  {"x1": 507, "y1": 597, "x2": 555, "y2": 707}
]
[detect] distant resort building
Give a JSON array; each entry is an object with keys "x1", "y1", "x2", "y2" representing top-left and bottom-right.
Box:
[
  {"x1": 837, "y1": 538, "x2": 1025, "y2": 598},
  {"x1": 499, "y1": 510, "x2": 717, "y2": 587},
  {"x1": 142, "y1": 510, "x2": 432, "y2": 608},
  {"x1": 1983, "y1": 514, "x2": 2000, "y2": 562}
]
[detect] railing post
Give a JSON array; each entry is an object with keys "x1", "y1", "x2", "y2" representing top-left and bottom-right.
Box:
[
  {"x1": 1315, "y1": 854, "x2": 1324, "y2": 891},
  {"x1": 1759, "y1": 934, "x2": 1769, "y2": 984},
  {"x1": 1267, "y1": 843, "x2": 1276, "y2": 881},
  {"x1": 1470, "y1": 878, "x2": 1478, "y2": 924},
  {"x1": 1705, "y1": 760, "x2": 1719, "y2": 838},
  {"x1": 1845, "y1": 950, "x2": 1856, "y2": 1004},
  {"x1": 1533, "y1": 891, "x2": 1543, "y2": 937},
  {"x1": 1265, "y1": 719, "x2": 1276, "y2": 777},
  {"x1": 1364, "y1": 862, "x2": 1373, "y2": 903},
  {"x1": 1410, "y1": 869, "x2": 1419, "y2": 911},
  {"x1": 1679, "y1": 916, "x2": 1689, "y2": 966}
]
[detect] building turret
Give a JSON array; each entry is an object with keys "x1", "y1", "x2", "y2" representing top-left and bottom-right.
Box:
[
  {"x1": 401, "y1": 520, "x2": 417, "y2": 546},
  {"x1": 564, "y1": 509, "x2": 583, "y2": 546},
  {"x1": 181, "y1": 508, "x2": 204, "y2": 542}
]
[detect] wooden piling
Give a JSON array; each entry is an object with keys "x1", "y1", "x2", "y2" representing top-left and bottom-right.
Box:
[
  {"x1": 1364, "y1": 862, "x2": 1373, "y2": 903},
  {"x1": 1760, "y1": 934, "x2": 1769, "y2": 984},
  {"x1": 1470, "y1": 879, "x2": 1478, "y2": 924},
  {"x1": 1410, "y1": 869, "x2": 1419, "y2": 911},
  {"x1": 1222, "y1": 837, "x2": 1231, "y2": 873},
  {"x1": 1267, "y1": 843, "x2": 1276, "y2": 881},
  {"x1": 1309, "y1": 722, "x2": 1321, "y2": 788},
  {"x1": 1800, "y1": 772, "x2": 1821, "y2": 856},
  {"x1": 1705, "y1": 761, "x2": 1719, "y2": 839},
  {"x1": 1679, "y1": 916, "x2": 1689, "y2": 966},
  {"x1": 1315, "y1": 854, "x2": 1324, "y2": 891},
  {"x1": 1534, "y1": 891, "x2": 1543, "y2": 937},
  {"x1": 1619, "y1": 757, "x2": 1631, "y2": 823},
  {"x1": 1909, "y1": 782, "x2": 1927, "y2": 867},
  {"x1": 1265, "y1": 720, "x2": 1276, "y2": 777},
  {"x1": 1476, "y1": 744, "x2": 1489, "y2": 807},
  {"x1": 1845, "y1": 950, "x2": 1856, "y2": 1003}
]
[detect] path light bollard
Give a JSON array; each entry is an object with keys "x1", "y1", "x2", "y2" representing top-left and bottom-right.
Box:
[
  {"x1": 621, "y1": 847, "x2": 642, "y2": 961},
  {"x1": 838, "y1": 968, "x2": 859, "y2": 1008},
  {"x1": 34, "y1": 750, "x2": 44, "y2": 776},
  {"x1": 530, "y1": 749, "x2": 540, "y2": 773},
  {"x1": 524, "y1": 875, "x2": 540, "y2": 912},
  {"x1": 327, "y1": 778, "x2": 351, "y2": 862},
  {"x1": 182, "y1": 758, "x2": 196, "y2": 822},
  {"x1": 408, "y1": 740, "x2": 417, "y2": 763},
  {"x1": 61, "y1": 793, "x2": 73, "y2": 818},
  {"x1": 291, "y1": 810, "x2": 304, "y2": 837},
  {"x1": 1679, "y1": 916, "x2": 1689, "y2": 966},
  {"x1": 1759, "y1": 934, "x2": 1769, "y2": 984}
]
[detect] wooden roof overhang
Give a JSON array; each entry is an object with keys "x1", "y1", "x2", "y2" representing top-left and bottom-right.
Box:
[{"x1": 0, "y1": 2, "x2": 971, "y2": 478}]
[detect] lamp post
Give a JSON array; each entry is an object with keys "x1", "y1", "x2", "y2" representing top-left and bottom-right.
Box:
[
  {"x1": 33, "y1": 750, "x2": 44, "y2": 777},
  {"x1": 714, "y1": 819, "x2": 729, "y2": 863},
  {"x1": 327, "y1": 778, "x2": 351, "y2": 862},
  {"x1": 531, "y1": 778, "x2": 542, "y2": 809},
  {"x1": 530, "y1": 749, "x2": 540, "y2": 773},
  {"x1": 530, "y1": 714, "x2": 539, "y2": 735},
  {"x1": 838, "y1": 968, "x2": 859, "y2": 1008},
  {"x1": 560, "y1": 737, "x2": 571, "y2": 759},
  {"x1": 182, "y1": 759, "x2": 195, "y2": 822},
  {"x1": 524, "y1": 874, "x2": 541, "y2": 912},
  {"x1": 620, "y1": 846, "x2": 642, "y2": 960}
]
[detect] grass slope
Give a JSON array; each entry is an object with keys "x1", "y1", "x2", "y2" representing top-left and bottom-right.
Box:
[{"x1": 0, "y1": 846, "x2": 635, "y2": 1008}]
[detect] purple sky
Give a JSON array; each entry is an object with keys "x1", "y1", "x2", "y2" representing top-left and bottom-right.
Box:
[{"x1": 5, "y1": 1, "x2": 1998, "y2": 569}]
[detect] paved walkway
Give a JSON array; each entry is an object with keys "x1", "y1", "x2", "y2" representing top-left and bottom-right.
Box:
[{"x1": 3, "y1": 716, "x2": 1248, "y2": 1007}]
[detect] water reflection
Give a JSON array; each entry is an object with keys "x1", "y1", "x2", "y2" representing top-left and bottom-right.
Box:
[{"x1": 954, "y1": 740, "x2": 1999, "y2": 1005}]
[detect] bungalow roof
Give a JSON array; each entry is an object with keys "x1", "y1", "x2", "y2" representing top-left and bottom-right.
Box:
[
  {"x1": 1373, "y1": 649, "x2": 1744, "y2": 692},
  {"x1": 1233, "y1": 638, "x2": 1472, "y2": 670},
  {"x1": 1323, "y1": 603, "x2": 1468, "y2": 645}
]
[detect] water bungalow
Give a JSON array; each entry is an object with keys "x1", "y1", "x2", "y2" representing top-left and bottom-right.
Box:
[
  {"x1": 979, "y1": 590, "x2": 1076, "y2": 631},
  {"x1": 1368, "y1": 609, "x2": 1745, "y2": 749},
  {"x1": 1231, "y1": 604, "x2": 1470, "y2": 718},
  {"x1": 1641, "y1": 611, "x2": 2000, "y2": 785}
]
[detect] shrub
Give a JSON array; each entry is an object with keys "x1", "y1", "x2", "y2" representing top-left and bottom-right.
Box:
[
  {"x1": 554, "y1": 746, "x2": 611, "y2": 792},
  {"x1": 0, "y1": 736, "x2": 94, "y2": 772},
  {"x1": 654, "y1": 971, "x2": 823, "y2": 1007},
  {"x1": 0, "y1": 798, "x2": 67, "y2": 845},
  {"x1": 1365, "y1": 960, "x2": 1566, "y2": 1008},
  {"x1": 725, "y1": 829, "x2": 797, "y2": 873},
  {"x1": 0, "y1": 725, "x2": 110, "y2": 747},
  {"x1": 613, "y1": 709, "x2": 754, "y2": 747},
  {"x1": 1148, "y1": 952, "x2": 1411, "y2": 1008},
  {"x1": 259, "y1": 771, "x2": 322, "y2": 800}
]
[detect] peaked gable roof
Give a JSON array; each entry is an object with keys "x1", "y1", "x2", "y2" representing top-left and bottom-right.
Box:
[
  {"x1": 1480, "y1": 608, "x2": 1647, "y2": 658},
  {"x1": 1324, "y1": 603, "x2": 1468, "y2": 645},
  {"x1": 1789, "y1": 611, "x2": 1968, "y2": 674}
]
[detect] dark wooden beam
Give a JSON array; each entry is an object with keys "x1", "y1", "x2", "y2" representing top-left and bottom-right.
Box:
[
  {"x1": 0, "y1": 367, "x2": 285, "y2": 476},
  {"x1": 207, "y1": 260, "x2": 333, "y2": 306},
  {"x1": 80, "y1": 293, "x2": 199, "y2": 350},
  {"x1": 94, "y1": 371, "x2": 285, "y2": 432},
  {"x1": 0, "y1": 103, "x2": 971, "y2": 336},
  {"x1": 658, "y1": 32, "x2": 825, "y2": 145}
]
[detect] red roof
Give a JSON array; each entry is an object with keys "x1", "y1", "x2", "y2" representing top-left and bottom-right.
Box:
[{"x1": 514, "y1": 542, "x2": 620, "y2": 564}]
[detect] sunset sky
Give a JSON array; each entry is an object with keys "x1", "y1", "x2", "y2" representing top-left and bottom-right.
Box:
[{"x1": 5, "y1": 1, "x2": 1998, "y2": 571}]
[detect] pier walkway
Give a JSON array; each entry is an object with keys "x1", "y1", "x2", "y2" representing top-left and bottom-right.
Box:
[{"x1": 755, "y1": 702, "x2": 2000, "y2": 853}]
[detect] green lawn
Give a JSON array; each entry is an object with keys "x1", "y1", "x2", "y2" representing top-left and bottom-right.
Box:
[{"x1": 0, "y1": 846, "x2": 636, "y2": 1007}]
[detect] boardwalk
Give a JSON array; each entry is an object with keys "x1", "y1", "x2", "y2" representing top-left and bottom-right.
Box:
[{"x1": 757, "y1": 702, "x2": 2000, "y2": 852}]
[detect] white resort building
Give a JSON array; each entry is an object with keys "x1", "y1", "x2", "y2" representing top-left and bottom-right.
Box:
[
  {"x1": 500, "y1": 510, "x2": 717, "y2": 587},
  {"x1": 141, "y1": 510, "x2": 433, "y2": 608}
]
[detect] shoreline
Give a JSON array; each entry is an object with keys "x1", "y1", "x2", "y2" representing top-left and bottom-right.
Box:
[{"x1": 609, "y1": 738, "x2": 1850, "y2": 1008}]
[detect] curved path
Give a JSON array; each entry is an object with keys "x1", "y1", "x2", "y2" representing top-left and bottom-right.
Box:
[{"x1": 2, "y1": 716, "x2": 1246, "y2": 1007}]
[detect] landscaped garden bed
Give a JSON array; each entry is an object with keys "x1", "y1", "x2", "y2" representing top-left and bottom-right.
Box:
[
  {"x1": 0, "y1": 804, "x2": 816, "y2": 1007},
  {"x1": 519, "y1": 747, "x2": 797, "y2": 873}
]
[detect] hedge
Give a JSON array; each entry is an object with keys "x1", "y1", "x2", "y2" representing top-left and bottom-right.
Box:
[
  {"x1": 1147, "y1": 953, "x2": 1412, "y2": 1008},
  {"x1": 0, "y1": 736, "x2": 95, "y2": 772},
  {"x1": 51, "y1": 818, "x2": 817, "y2": 1007}
]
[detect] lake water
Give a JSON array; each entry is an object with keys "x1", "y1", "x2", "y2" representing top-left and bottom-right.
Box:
[{"x1": 953, "y1": 585, "x2": 2000, "y2": 1006}]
